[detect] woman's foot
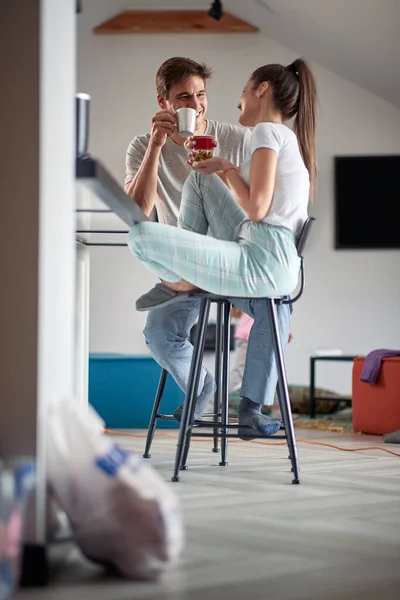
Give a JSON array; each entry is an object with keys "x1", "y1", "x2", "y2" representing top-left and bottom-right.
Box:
[
  {"x1": 136, "y1": 280, "x2": 202, "y2": 311},
  {"x1": 238, "y1": 397, "x2": 281, "y2": 440},
  {"x1": 161, "y1": 279, "x2": 199, "y2": 293},
  {"x1": 136, "y1": 283, "x2": 188, "y2": 311}
]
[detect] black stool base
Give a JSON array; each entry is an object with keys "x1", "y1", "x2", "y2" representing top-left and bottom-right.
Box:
[{"x1": 144, "y1": 296, "x2": 301, "y2": 486}]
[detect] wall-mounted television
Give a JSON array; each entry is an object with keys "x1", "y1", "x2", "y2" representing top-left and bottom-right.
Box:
[{"x1": 335, "y1": 156, "x2": 400, "y2": 249}]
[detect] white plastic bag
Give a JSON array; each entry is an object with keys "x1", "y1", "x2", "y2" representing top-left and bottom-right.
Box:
[{"x1": 46, "y1": 400, "x2": 184, "y2": 580}]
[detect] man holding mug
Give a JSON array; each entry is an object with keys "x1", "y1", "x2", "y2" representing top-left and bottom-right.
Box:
[
  {"x1": 124, "y1": 56, "x2": 291, "y2": 423},
  {"x1": 125, "y1": 57, "x2": 247, "y2": 224}
]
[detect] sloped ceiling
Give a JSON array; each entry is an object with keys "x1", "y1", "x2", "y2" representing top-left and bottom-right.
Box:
[
  {"x1": 231, "y1": 0, "x2": 400, "y2": 108},
  {"x1": 84, "y1": 0, "x2": 400, "y2": 107}
]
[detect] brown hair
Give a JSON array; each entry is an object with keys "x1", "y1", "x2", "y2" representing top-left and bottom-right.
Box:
[
  {"x1": 156, "y1": 57, "x2": 212, "y2": 99},
  {"x1": 250, "y1": 58, "x2": 317, "y2": 196}
]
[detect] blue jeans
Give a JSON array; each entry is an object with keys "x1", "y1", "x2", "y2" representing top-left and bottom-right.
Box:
[{"x1": 144, "y1": 297, "x2": 291, "y2": 407}]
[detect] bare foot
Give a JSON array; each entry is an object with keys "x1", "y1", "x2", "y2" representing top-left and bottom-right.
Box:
[{"x1": 161, "y1": 279, "x2": 200, "y2": 293}]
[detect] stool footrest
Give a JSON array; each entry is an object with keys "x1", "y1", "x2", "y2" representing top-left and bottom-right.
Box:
[
  {"x1": 189, "y1": 432, "x2": 288, "y2": 440},
  {"x1": 192, "y1": 420, "x2": 284, "y2": 430},
  {"x1": 156, "y1": 415, "x2": 285, "y2": 430},
  {"x1": 156, "y1": 412, "x2": 220, "y2": 421}
]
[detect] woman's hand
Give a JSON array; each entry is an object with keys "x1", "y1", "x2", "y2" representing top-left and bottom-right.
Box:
[
  {"x1": 184, "y1": 135, "x2": 218, "y2": 167},
  {"x1": 190, "y1": 156, "x2": 233, "y2": 176}
]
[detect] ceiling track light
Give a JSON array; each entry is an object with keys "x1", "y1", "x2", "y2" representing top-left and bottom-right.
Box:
[{"x1": 208, "y1": 0, "x2": 223, "y2": 21}]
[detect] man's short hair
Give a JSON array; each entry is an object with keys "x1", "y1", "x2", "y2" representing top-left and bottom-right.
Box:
[{"x1": 156, "y1": 57, "x2": 212, "y2": 98}]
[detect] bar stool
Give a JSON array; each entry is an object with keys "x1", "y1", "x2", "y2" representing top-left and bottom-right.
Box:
[{"x1": 143, "y1": 217, "x2": 315, "y2": 484}]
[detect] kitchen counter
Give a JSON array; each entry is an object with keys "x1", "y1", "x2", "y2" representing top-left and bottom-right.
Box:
[{"x1": 75, "y1": 156, "x2": 147, "y2": 405}]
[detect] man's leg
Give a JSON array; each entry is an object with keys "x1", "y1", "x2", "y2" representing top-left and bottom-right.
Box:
[
  {"x1": 144, "y1": 297, "x2": 215, "y2": 421},
  {"x1": 241, "y1": 300, "x2": 291, "y2": 406},
  {"x1": 229, "y1": 339, "x2": 248, "y2": 394},
  {"x1": 231, "y1": 299, "x2": 291, "y2": 437}
]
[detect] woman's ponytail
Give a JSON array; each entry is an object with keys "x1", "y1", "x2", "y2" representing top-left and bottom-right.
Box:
[{"x1": 290, "y1": 59, "x2": 317, "y2": 197}]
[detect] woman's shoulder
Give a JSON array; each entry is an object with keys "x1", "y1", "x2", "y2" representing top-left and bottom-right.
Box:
[
  {"x1": 254, "y1": 122, "x2": 293, "y2": 136},
  {"x1": 252, "y1": 122, "x2": 296, "y2": 149}
]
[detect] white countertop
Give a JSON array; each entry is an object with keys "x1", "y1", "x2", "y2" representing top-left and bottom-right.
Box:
[
  {"x1": 76, "y1": 183, "x2": 129, "y2": 246},
  {"x1": 75, "y1": 157, "x2": 147, "y2": 246}
]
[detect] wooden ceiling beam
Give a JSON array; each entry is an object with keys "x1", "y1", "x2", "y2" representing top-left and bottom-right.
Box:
[{"x1": 93, "y1": 10, "x2": 259, "y2": 34}]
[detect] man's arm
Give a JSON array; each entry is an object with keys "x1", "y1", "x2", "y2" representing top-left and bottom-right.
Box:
[
  {"x1": 124, "y1": 108, "x2": 176, "y2": 217},
  {"x1": 124, "y1": 142, "x2": 162, "y2": 217}
]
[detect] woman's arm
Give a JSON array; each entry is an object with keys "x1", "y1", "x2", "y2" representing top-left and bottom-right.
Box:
[
  {"x1": 224, "y1": 148, "x2": 277, "y2": 221},
  {"x1": 216, "y1": 165, "x2": 241, "y2": 188},
  {"x1": 194, "y1": 149, "x2": 277, "y2": 222}
]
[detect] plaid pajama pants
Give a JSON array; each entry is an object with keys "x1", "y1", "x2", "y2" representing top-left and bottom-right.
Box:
[{"x1": 128, "y1": 171, "x2": 300, "y2": 298}]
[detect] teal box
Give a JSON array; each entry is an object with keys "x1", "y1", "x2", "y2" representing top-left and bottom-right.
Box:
[{"x1": 89, "y1": 354, "x2": 182, "y2": 429}]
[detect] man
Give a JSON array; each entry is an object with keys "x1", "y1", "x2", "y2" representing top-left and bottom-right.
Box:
[{"x1": 125, "y1": 57, "x2": 291, "y2": 434}]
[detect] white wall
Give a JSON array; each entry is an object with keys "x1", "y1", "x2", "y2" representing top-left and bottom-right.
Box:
[
  {"x1": 77, "y1": 1, "x2": 400, "y2": 394},
  {"x1": 1, "y1": 0, "x2": 76, "y2": 544}
]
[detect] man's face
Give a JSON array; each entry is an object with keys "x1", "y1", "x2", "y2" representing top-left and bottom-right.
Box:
[{"x1": 158, "y1": 75, "x2": 208, "y2": 132}]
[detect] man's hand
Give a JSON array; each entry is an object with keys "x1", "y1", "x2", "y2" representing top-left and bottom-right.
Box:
[{"x1": 150, "y1": 108, "x2": 176, "y2": 148}]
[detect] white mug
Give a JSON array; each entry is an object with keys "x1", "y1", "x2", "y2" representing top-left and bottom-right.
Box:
[{"x1": 176, "y1": 108, "x2": 196, "y2": 138}]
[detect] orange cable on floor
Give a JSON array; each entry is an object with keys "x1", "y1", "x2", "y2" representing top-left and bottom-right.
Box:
[{"x1": 103, "y1": 429, "x2": 400, "y2": 458}]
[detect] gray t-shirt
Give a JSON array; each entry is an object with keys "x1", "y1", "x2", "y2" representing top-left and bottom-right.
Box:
[{"x1": 125, "y1": 120, "x2": 252, "y2": 225}]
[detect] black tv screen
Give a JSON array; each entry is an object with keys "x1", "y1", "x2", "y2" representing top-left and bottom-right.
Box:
[{"x1": 335, "y1": 156, "x2": 400, "y2": 249}]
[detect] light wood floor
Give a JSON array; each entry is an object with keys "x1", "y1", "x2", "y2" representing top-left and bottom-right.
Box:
[{"x1": 16, "y1": 428, "x2": 400, "y2": 600}]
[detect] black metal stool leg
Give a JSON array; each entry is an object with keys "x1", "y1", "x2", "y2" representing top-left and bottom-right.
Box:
[
  {"x1": 180, "y1": 366, "x2": 201, "y2": 472},
  {"x1": 266, "y1": 299, "x2": 301, "y2": 484},
  {"x1": 212, "y1": 302, "x2": 224, "y2": 453},
  {"x1": 172, "y1": 298, "x2": 211, "y2": 481},
  {"x1": 219, "y1": 301, "x2": 231, "y2": 466},
  {"x1": 180, "y1": 299, "x2": 211, "y2": 470},
  {"x1": 143, "y1": 368, "x2": 168, "y2": 458}
]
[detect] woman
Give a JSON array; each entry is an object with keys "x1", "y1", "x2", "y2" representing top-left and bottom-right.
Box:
[{"x1": 129, "y1": 58, "x2": 317, "y2": 437}]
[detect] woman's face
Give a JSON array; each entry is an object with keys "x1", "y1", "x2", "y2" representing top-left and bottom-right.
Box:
[{"x1": 238, "y1": 79, "x2": 259, "y2": 127}]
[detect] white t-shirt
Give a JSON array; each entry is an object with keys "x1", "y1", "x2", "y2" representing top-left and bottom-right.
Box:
[
  {"x1": 125, "y1": 121, "x2": 252, "y2": 226},
  {"x1": 241, "y1": 122, "x2": 309, "y2": 237}
]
